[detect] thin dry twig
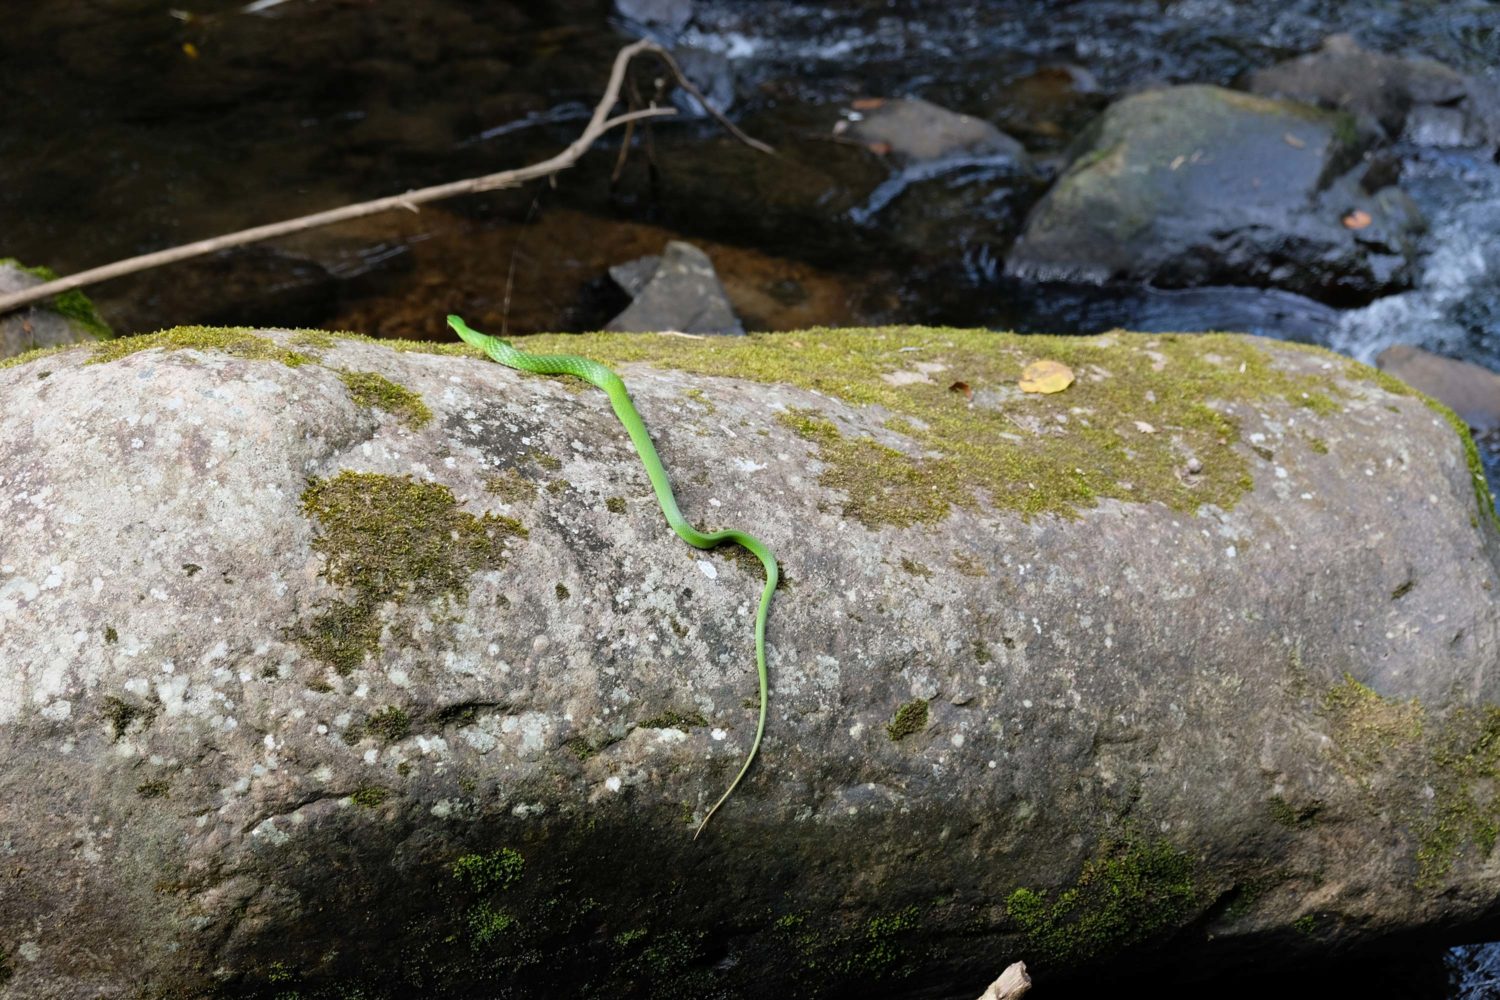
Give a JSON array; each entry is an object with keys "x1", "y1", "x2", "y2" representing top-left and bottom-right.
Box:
[{"x1": 0, "y1": 38, "x2": 769, "y2": 319}]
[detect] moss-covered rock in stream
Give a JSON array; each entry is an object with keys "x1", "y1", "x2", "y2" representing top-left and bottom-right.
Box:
[
  {"x1": 1005, "y1": 85, "x2": 1422, "y2": 305},
  {"x1": 0, "y1": 258, "x2": 113, "y2": 359},
  {"x1": 1, "y1": 326, "x2": 1498, "y2": 998}
]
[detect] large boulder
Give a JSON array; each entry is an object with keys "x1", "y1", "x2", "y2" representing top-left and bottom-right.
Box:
[
  {"x1": 1005, "y1": 85, "x2": 1423, "y2": 305},
  {"x1": 2, "y1": 326, "x2": 1499, "y2": 998},
  {"x1": 1245, "y1": 34, "x2": 1500, "y2": 151}
]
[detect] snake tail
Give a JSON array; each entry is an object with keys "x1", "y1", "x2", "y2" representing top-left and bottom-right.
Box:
[{"x1": 447, "y1": 314, "x2": 778, "y2": 838}]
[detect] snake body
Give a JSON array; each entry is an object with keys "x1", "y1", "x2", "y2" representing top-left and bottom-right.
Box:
[{"x1": 447, "y1": 315, "x2": 778, "y2": 838}]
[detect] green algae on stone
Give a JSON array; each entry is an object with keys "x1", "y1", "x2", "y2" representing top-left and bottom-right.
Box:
[
  {"x1": 886, "y1": 699, "x2": 929, "y2": 742},
  {"x1": 350, "y1": 786, "x2": 391, "y2": 808},
  {"x1": 639, "y1": 709, "x2": 708, "y2": 730},
  {"x1": 605, "y1": 496, "x2": 628, "y2": 514},
  {"x1": 484, "y1": 467, "x2": 536, "y2": 503},
  {"x1": 520, "y1": 327, "x2": 1342, "y2": 525},
  {"x1": 101, "y1": 695, "x2": 154, "y2": 740},
  {"x1": 1321, "y1": 675, "x2": 1500, "y2": 884},
  {"x1": 365, "y1": 705, "x2": 412, "y2": 745},
  {"x1": 1, "y1": 258, "x2": 114, "y2": 340},
  {"x1": 88, "y1": 326, "x2": 312, "y2": 366},
  {"x1": 298, "y1": 471, "x2": 527, "y2": 673},
  {"x1": 1005, "y1": 839, "x2": 1200, "y2": 965},
  {"x1": 136, "y1": 779, "x2": 171, "y2": 799},
  {"x1": 0, "y1": 342, "x2": 75, "y2": 371},
  {"x1": 339, "y1": 369, "x2": 433, "y2": 429},
  {"x1": 451, "y1": 848, "x2": 525, "y2": 892}
]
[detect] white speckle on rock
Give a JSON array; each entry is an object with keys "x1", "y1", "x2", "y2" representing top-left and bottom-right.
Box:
[
  {"x1": 388, "y1": 667, "x2": 410, "y2": 688},
  {"x1": 40, "y1": 700, "x2": 71, "y2": 721},
  {"x1": 712, "y1": 728, "x2": 728, "y2": 741},
  {"x1": 849, "y1": 722, "x2": 864, "y2": 739},
  {"x1": 950, "y1": 733, "x2": 964, "y2": 748},
  {"x1": 655, "y1": 728, "x2": 688, "y2": 744},
  {"x1": 511, "y1": 801, "x2": 546, "y2": 818},
  {"x1": 363, "y1": 748, "x2": 378, "y2": 764},
  {"x1": 605, "y1": 776, "x2": 623, "y2": 792},
  {"x1": 251, "y1": 818, "x2": 289, "y2": 846},
  {"x1": 1274, "y1": 466, "x2": 1288, "y2": 479},
  {"x1": 431, "y1": 799, "x2": 454, "y2": 817},
  {"x1": 463, "y1": 727, "x2": 497, "y2": 753},
  {"x1": 1225, "y1": 545, "x2": 1237, "y2": 559},
  {"x1": 18, "y1": 941, "x2": 39, "y2": 961},
  {"x1": 696, "y1": 560, "x2": 718, "y2": 580}
]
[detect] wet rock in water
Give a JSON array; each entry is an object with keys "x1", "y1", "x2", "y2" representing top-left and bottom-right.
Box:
[
  {"x1": 1246, "y1": 34, "x2": 1500, "y2": 151},
  {"x1": 1005, "y1": 85, "x2": 1422, "y2": 305},
  {"x1": 606, "y1": 240, "x2": 743, "y2": 334},
  {"x1": 3, "y1": 327, "x2": 1500, "y2": 998},
  {"x1": 1377, "y1": 344, "x2": 1500, "y2": 432},
  {"x1": 0, "y1": 259, "x2": 113, "y2": 358},
  {"x1": 842, "y1": 97, "x2": 1029, "y2": 167},
  {"x1": 613, "y1": 0, "x2": 694, "y2": 33},
  {"x1": 670, "y1": 46, "x2": 736, "y2": 115}
]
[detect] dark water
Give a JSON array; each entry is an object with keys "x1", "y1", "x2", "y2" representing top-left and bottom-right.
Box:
[{"x1": 5, "y1": 1, "x2": 1500, "y2": 995}]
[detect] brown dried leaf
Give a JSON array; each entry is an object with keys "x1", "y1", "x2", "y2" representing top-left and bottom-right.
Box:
[
  {"x1": 866, "y1": 141, "x2": 892, "y2": 156},
  {"x1": 1018, "y1": 359, "x2": 1075, "y2": 394},
  {"x1": 949, "y1": 380, "x2": 973, "y2": 400},
  {"x1": 851, "y1": 97, "x2": 886, "y2": 111},
  {"x1": 1342, "y1": 210, "x2": 1372, "y2": 230}
]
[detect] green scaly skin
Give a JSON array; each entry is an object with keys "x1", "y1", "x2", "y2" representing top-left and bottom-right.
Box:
[{"x1": 447, "y1": 315, "x2": 778, "y2": 838}]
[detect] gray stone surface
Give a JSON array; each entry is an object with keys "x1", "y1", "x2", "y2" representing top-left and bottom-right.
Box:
[
  {"x1": 1, "y1": 328, "x2": 1499, "y2": 998},
  {"x1": 844, "y1": 97, "x2": 1029, "y2": 166},
  {"x1": 1005, "y1": 85, "x2": 1423, "y2": 305},
  {"x1": 606, "y1": 240, "x2": 743, "y2": 334}
]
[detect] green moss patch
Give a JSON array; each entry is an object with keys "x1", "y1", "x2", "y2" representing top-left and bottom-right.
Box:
[
  {"x1": 451, "y1": 848, "x2": 525, "y2": 892},
  {"x1": 1, "y1": 258, "x2": 113, "y2": 340},
  {"x1": 88, "y1": 326, "x2": 311, "y2": 366},
  {"x1": 339, "y1": 369, "x2": 432, "y2": 429},
  {"x1": 365, "y1": 705, "x2": 412, "y2": 745},
  {"x1": 1005, "y1": 839, "x2": 1199, "y2": 965},
  {"x1": 136, "y1": 779, "x2": 171, "y2": 799},
  {"x1": 350, "y1": 786, "x2": 391, "y2": 808},
  {"x1": 484, "y1": 467, "x2": 535, "y2": 503},
  {"x1": 639, "y1": 709, "x2": 708, "y2": 730},
  {"x1": 1321, "y1": 675, "x2": 1500, "y2": 884},
  {"x1": 298, "y1": 471, "x2": 527, "y2": 673},
  {"x1": 519, "y1": 328, "x2": 1341, "y2": 525},
  {"x1": 886, "y1": 699, "x2": 929, "y2": 742}
]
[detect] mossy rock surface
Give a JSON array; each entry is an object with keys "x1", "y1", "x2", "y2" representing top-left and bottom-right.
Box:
[
  {"x1": 1005, "y1": 85, "x2": 1421, "y2": 305},
  {"x1": 0, "y1": 259, "x2": 113, "y2": 359},
  {"x1": 0, "y1": 326, "x2": 1497, "y2": 998}
]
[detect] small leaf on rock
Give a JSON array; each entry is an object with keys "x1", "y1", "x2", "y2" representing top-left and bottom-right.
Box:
[
  {"x1": 851, "y1": 97, "x2": 886, "y2": 111},
  {"x1": 866, "y1": 141, "x2": 892, "y2": 156},
  {"x1": 1342, "y1": 210, "x2": 1372, "y2": 230},
  {"x1": 1018, "y1": 360, "x2": 1075, "y2": 394},
  {"x1": 1283, "y1": 132, "x2": 1307, "y2": 149}
]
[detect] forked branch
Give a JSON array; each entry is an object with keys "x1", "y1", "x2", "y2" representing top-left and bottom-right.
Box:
[{"x1": 0, "y1": 38, "x2": 769, "y2": 318}]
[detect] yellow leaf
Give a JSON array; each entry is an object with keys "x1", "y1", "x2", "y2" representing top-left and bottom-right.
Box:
[
  {"x1": 1018, "y1": 359, "x2": 1075, "y2": 394},
  {"x1": 182, "y1": 42, "x2": 199, "y2": 59}
]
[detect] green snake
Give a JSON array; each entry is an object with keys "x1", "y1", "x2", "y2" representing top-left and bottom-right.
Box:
[{"x1": 447, "y1": 315, "x2": 778, "y2": 838}]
